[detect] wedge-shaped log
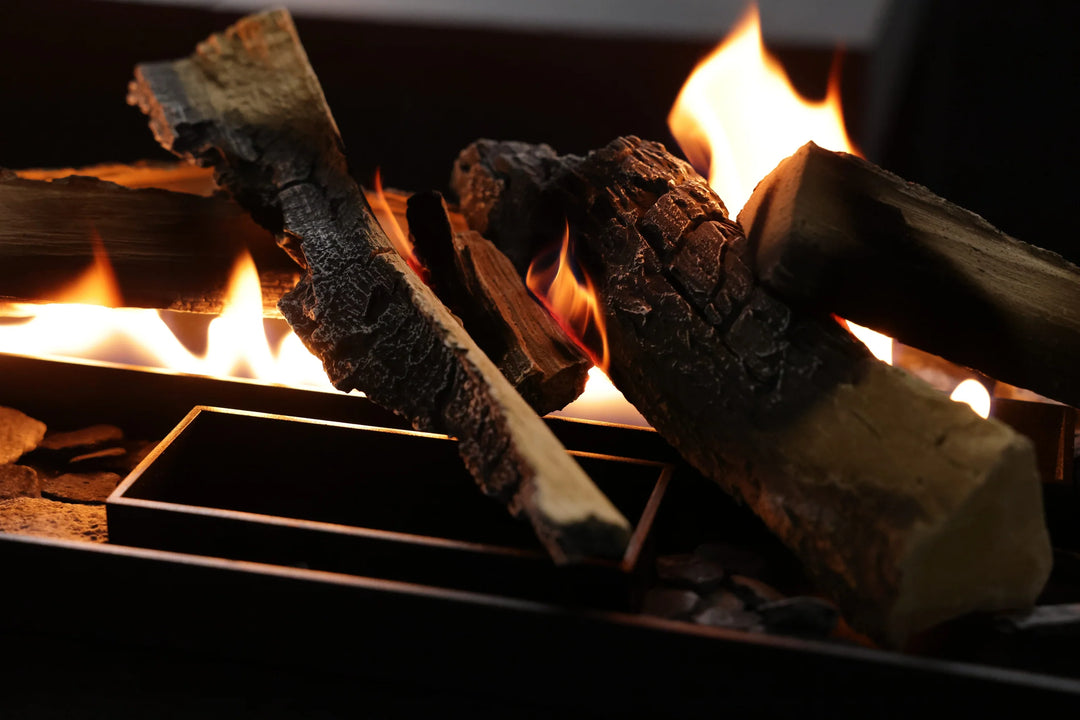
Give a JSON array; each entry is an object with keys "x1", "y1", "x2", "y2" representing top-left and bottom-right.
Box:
[
  {"x1": 453, "y1": 136, "x2": 1053, "y2": 644},
  {"x1": 406, "y1": 191, "x2": 590, "y2": 415},
  {"x1": 127, "y1": 9, "x2": 630, "y2": 562},
  {"x1": 739, "y1": 141, "x2": 1080, "y2": 409}
]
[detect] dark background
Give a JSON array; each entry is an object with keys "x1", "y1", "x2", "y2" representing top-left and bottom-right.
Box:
[{"x1": 1, "y1": 0, "x2": 1077, "y2": 263}]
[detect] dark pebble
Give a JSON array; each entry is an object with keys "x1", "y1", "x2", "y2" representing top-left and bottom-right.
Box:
[
  {"x1": 640, "y1": 588, "x2": 701, "y2": 620},
  {"x1": 38, "y1": 425, "x2": 123, "y2": 452},
  {"x1": 730, "y1": 575, "x2": 785, "y2": 609},
  {"x1": 692, "y1": 604, "x2": 764, "y2": 633},
  {"x1": 655, "y1": 553, "x2": 726, "y2": 591},
  {"x1": 758, "y1": 596, "x2": 839, "y2": 637}
]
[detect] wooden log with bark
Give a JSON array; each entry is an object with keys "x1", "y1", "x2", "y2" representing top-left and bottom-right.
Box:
[
  {"x1": 0, "y1": 170, "x2": 296, "y2": 315},
  {"x1": 738, "y1": 142, "x2": 1080, "y2": 409},
  {"x1": 3, "y1": 162, "x2": 428, "y2": 317},
  {"x1": 452, "y1": 135, "x2": 1053, "y2": 645},
  {"x1": 406, "y1": 190, "x2": 590, "y2": 415},
  {"x1": 126, "y1": 9, "x2": 630, "y2": 562}
]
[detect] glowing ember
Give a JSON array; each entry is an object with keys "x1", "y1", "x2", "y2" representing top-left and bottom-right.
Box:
[
  {"x1": 950, "y1": 378, "x2": 992, "y2": 419},
  {"x1": 668, "y1": 3, "x2": 854, "y2": 217},
  {"x1": 526, "y1": 223, "x2": 610, "y2": 372}
]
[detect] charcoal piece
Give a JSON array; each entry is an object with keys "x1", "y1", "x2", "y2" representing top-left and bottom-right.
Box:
[
  {"x1": 758, "y1": 596, "x2": 840, "y2": 637},
  {"x1": 0, "y1": 465, "x2": 40, "y2": 500},
  {"x1": 38, "y1": 424, "x2": 123, "y2": 452},
  {"x1": 655, "y1": 553, "x2": 725, "y2": 591},
  {"x1": 640, "y1": 588, "x2": 701, "y2": 620},
  {"x1": 730, "y1": 575, "x2": 786, "y2": 610},
  {"x1": 42, "y1": 472, "x2": 121, "y2": 504},
  {"x1": 0, "y1": 497, "x2": 108, "y2": 542},
  {"x1": 0, "y1": 407, "x2": 46, "y2": 465}
]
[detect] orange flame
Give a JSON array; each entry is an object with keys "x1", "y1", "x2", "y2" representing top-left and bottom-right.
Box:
[
  {"x1": 526, "y1": 223, "x2": 610, "y2": 372},
  {"x1": 370, "y1": 169, "x2": 430, "y2": 284},
  {"x1": 52, "y1": 229, "x2": 123, "y2": 307},
  {"x1": 669, "y1": 3, "x2": 855, "y2": 217},
  {"x1": 669, "y1": 4, "x2": 896, "y2": 366}
]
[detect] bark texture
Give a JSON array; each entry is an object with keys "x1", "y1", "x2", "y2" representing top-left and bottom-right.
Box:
[
  {"x1": 127, "y1": 9, "x2": 630, "y2": 562},
  {"x1": 453, "y1": 135, "x2": 1053, "y2": 644}
]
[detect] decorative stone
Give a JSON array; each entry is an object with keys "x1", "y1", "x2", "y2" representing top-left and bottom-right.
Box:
[
  {"x1": 0, "y1": 464, "x2": 40, "y2": 500},
  {"x1": 70, "y1": 447, "x2": 128, "y2": 465},
  {"x1": 37, "y1": 424, "x2": 123, "y2": 452},
  {"x1": 655, "y1": 553, "x2": 726, "y2": 591},
  {"x1": 640, "y1": 588, "x2": 701, "y2": 620},
  {"x1": 758, "y1": 597, "x2": 840, "y2": 637},
  {"x1": 41, "y1": 471, "x2": 122, "y2": 504},
  {"x1": 0, "y1": 496, "x2": 108, "y2": 542},
  {"x1": 692, "y1": 604, "x2": 764, "y2": 633},
  {"x1": 0, "y1": 406, "x2": 46, "y2": 465},
  {"x1": 730, "y1": 575, "x2": 785, "y2": 609}
]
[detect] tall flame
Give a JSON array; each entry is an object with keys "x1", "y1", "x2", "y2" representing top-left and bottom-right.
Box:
[
  {"x1": 52, "y1": 229, "x2": 123, "y2": 307},
  {"x1": 526, "y1": 223, "x2": 609, "y2": 372},
  {"x1": 669, "y1": 3, "x2": 854, "y2": 217}
]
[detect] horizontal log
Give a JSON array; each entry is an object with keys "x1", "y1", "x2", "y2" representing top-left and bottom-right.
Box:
[
  {"x1": 0, "y1": 171, "x2": 296, "y2": 315},
  {"x1": 453, "y1": 136, "x2": 1053, "y2": 645},
  {"x1": 739, "y1": 142, "x2": 1080, "y2": 409},
  {"x1": 406, "y1": 190, "x2": 590, "y2": 415},
  {"x1": 128, "y1": 9, "x2": 630, "y2": 562}
]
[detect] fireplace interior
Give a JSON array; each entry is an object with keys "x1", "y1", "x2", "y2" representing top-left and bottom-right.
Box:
[{"x1": 1, "y1": 0, "x2": 1079, "y2": 716}]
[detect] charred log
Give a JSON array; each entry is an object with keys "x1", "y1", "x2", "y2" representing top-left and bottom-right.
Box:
[
  {"x1": 739, "y1": 142, "x2": 1080, "y2": 409},
  {"x1": 127, "y1": 9, "x2": 630, "y2": 562},
  {"x1": 406, "y1": 190, "x2": 590, "y2": 415},
  {"x1": 452, "y1": 135, "x2": 1052, "y2": 645}
]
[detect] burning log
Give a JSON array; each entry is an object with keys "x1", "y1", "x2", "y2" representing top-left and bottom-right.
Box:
[
  {"x1": 126, "y1": 9, "x2": 631, "y2": 562},
  {"x1": 406, "y1": 191, "x2": 590, "y2": 415},
  {"x1": 452, "y1": 136, "x2": 1053, "y2": 645},
  {"x1": 0, "y1": 170, "x2": 296, "y2": 315},
  {"x1": 739, "y1": 142, "x2": 1080, "y2": 409}
]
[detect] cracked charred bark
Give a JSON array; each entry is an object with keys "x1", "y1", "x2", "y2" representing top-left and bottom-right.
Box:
[
  {"x1": 453, "y1": 136, "x2": 1053, "y2": 645},
  {"x1": 126, "y1": 9, "x2": 630, "y2": 562}
]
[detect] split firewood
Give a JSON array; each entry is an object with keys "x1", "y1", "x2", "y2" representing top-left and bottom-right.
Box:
[
  {"x1": 0, "y1": 171, "x2": 296, "y2": 315},
  {"x1": 406, "y1": 190, "x2": 590, "y2": 415},
  {"x1": 126, "y1": 9, "x2": 631, "y2": 562},
  {"x1": 452, "y1": 135, "x2": 1053, "y2": 645},
  {"x1": 739, "y1": 142, "x2": 1080, "y2": 409}
]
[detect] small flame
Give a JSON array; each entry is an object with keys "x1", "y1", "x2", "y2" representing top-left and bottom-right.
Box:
[
  {"x1": 526, "y1": 223, "x2": 609, "y2": 372},
  {"x1": 52, "y1": 229, "x2": 123, "y2": 307},
  {"x1": 668, "y1": 3, "x2": 855, "y2": 217},
  {"x1": 370, "y1": 169, "x2": 429, "y2": 283},
  {"x1": 840, "y1": 318, "x2": 893, "y2": 365},
  {"x1": 950, "y1": 378, "x2": 992, "y2": 419}
]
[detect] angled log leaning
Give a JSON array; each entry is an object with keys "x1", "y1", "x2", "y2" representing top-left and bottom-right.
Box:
[
  {"x1": 0, "y1": 171, "x2": 296, "y2": 315},
  {"x1": 739, "y1": 142, "x2": 1080, "y2": 409},
  {"x1": 406, "y1": 190, "x2": 590, "y2": 415},
  {"x1": 127, "y1": 9, "x2": 630, "y2": 562},
  {"x1": 452, "y1": 136, "x2": 1053, "y2": 645}
]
